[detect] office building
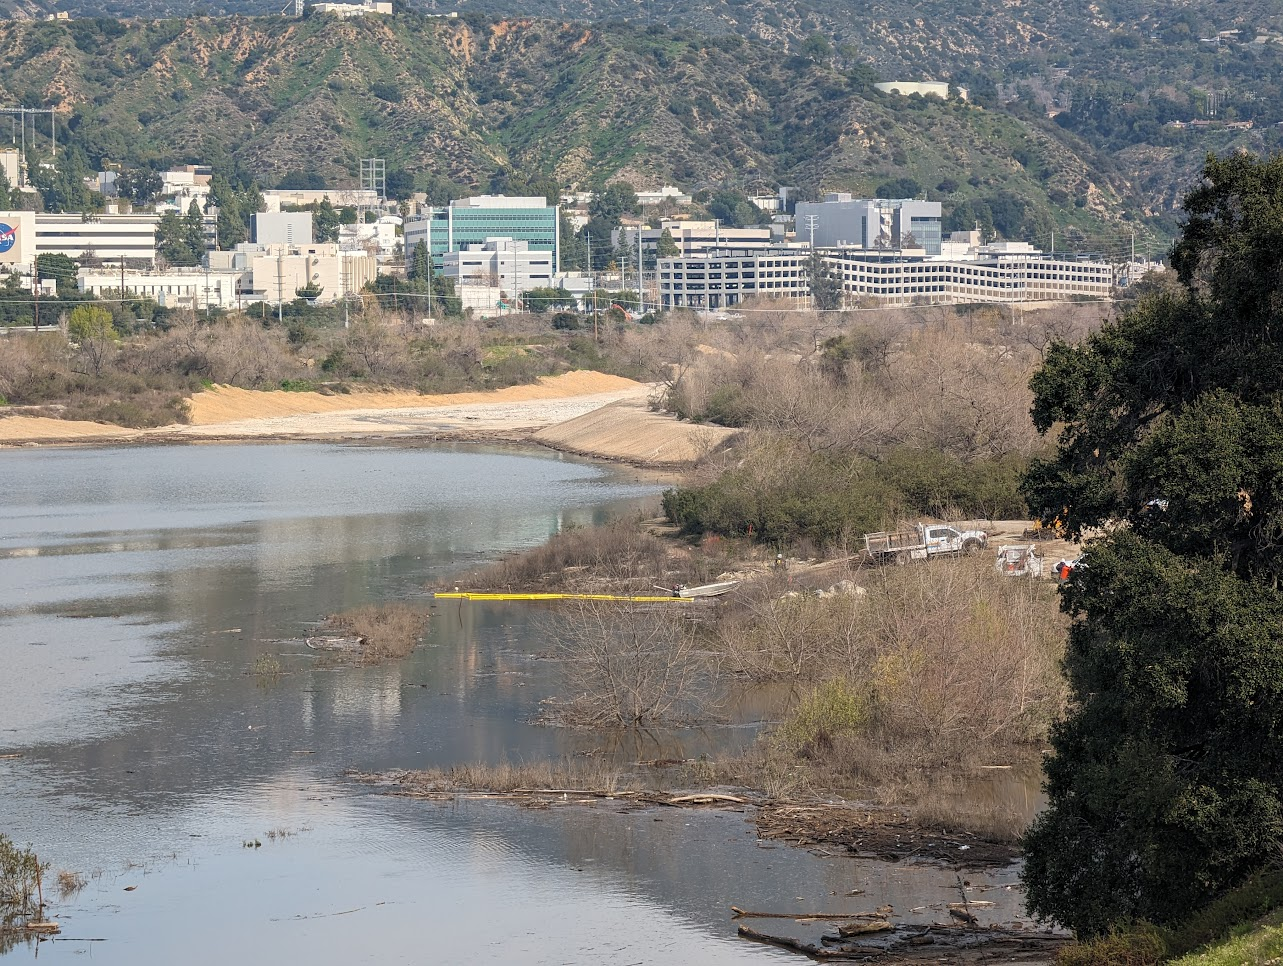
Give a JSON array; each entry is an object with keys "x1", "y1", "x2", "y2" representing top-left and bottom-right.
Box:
[
  {"x1": 403, "y1": 195, "x2": 559, "y2": 272},
  {"x1": 657, "y1": 248, "x2": 811, "y2": 309},
  {"x1": 657, "y1": 243, "x2": 1113, "y2": 310},
  {"x1": 255, "y1": 211, "x2": 313, "y2": 246},
  {"x1": 827, "y1": 244, "x2": 1112, "y2": 305},
  {"x1": 0, "y1": 210, "x2": 160, "y2": 265},
  {"x1": 440, "y1": 239, "x2": 557, "y2": 294},
  {"x1": 794, "y1": 194, "x2": 943, "y2": 255},
  {"x1": 615, "y1": 220, "x2": 776, "y2": 259}
]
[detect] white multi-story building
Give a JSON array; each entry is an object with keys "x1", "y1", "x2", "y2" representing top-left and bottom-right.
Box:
[
  {"x1": 261, "y1": 188, "x2": 382, "y2": 213},
  {"x1": 245, "y1": 243, "x2": 379, "y2": 305},
  {"x1": 635, "y1": 185, "x2": 693, "y2": 207},
  {"x1": 657, "y1": 248, "x2": 811, "y2": 309},
  {"x1": 78, "y1": 267, "x2": 244, "y2": 311},
  {"x1": 827, "y1": 244, "x2": 1113, "y2": 305},
  {"x1": 440, "y1": 238, "x2": 557, "y2": 294},
  {"x1": 311, "y1": 0, "x2": 392, "y2": 16},
  {"x1": 161, "y1": 165, "x2": 213, "y2": 211},
  {"x1": 0, "y1": 210, "x2": 161, "y2": 264},
  {"x1": 78, "y1": 242, "x2": 378, "y2": 309},
  {"x1": 657, "y1": 244, "x2": 1113, "y2": 310}
]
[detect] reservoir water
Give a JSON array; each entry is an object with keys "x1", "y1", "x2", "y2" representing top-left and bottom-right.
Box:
[{"x1": 0, "y1": 442, "x2": 1028, "y2": 963}]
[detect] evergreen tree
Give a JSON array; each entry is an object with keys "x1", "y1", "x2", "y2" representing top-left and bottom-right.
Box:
[
  {"x1": 408, "y1": 240, "x2": 432, "y2": 283},
  {"x1": 807, "y1": 252, "x2": 843, "y2": 310},
  {"x1": 559, "y1": 214, "x2": 588, "y2": 272},
  {"x1": 184, "y1": 200, "x2": 206, "y2": 262},
  {"x1": 1021, "y1": 153, "x2": 1283, "y2": 936},
  {"x1": 314, "y1": 198, "x2": 340, "y2": 243}
]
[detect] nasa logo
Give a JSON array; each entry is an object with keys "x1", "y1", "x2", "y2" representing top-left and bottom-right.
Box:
[{"x1": 0, "y1": 223, "x2": 15, "y2": 255}]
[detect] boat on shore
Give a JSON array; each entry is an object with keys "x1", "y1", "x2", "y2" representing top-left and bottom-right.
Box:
[{"x1": 673, "y1": 581, "x2": 738, "y2": 599}]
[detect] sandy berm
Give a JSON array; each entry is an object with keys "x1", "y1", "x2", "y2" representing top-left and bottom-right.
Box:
[{"x1": 0, "y1": 371, "x2": 739, "y2": 467}]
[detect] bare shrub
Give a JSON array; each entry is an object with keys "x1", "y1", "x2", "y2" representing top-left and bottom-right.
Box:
[
  {"x1": 713, "y1": 576, "x2": 863, "y2": 679},
  {"x1": 336, "y1": 318, "x2": 417, "y2": 383},
  {"x1": 321, "y1": 604, "x2": 429, "y2": 663},
  {"x1": 546, "y1": 601, "x2": 717, "y2": 726},
  {"x1": 853, "y1": 559, "x2": 1067, "y2": 756},
  {"x1": 0, "y1": 333, "x2": 70, "y2": 403},
  {"x1": 138, "y1": 317, "x2": 301, "y2": 388}
]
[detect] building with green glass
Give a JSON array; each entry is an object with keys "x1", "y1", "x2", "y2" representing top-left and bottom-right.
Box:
[{"x1": 403, "y1": 195, "x2": 559, "y2": 272}]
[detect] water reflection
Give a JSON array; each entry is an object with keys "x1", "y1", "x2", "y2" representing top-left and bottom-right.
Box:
[{"x1": 0, "y1": 442, "x2": 1032, "y2": 963}]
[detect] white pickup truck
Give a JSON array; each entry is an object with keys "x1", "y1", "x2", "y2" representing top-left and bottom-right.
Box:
[{"x1": 864, "y1": 523, "x2": 989, "y2": 564}]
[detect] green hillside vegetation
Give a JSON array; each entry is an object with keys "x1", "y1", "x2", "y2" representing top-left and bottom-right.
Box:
[
  {"x1": 3, "y1": 0, "x2": 1278, "y2": 232},
  {"x1": 0, "y1": 13, "x2": 1150, "y2": 246}
]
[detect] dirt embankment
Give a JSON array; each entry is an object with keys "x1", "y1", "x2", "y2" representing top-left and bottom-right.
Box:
[
  {"x1": 0, "y1": 371, "x2": 732, "y2": 468},
  {"x1": 532, "y1": 399, "x2": 740, "y2": 466}
]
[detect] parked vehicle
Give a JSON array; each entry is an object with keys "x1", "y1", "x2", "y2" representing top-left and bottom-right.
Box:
[
  {"x1": 864, "y1": 523, "x2": 988, "y2": 564},
  {"x1": 996, "y1": 544, "x2": 1043, "y2": 577}
]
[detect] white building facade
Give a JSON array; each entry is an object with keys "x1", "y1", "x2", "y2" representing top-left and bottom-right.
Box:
[
  {"x1": 78, "y1": 242, "x2": 378, "y2": 309},
  {"x1": 616, "y1": 220, "x2": 777, "y2": 259},
  {"x1": 827, "y1": 245, "x2": 1113, "y2": 305},
  {"x1": 440, "y1": 239, "x2": 557, "y2": 294},
  {"x1": 657, "y1": 248, "x2": 811, "y2": 309},
  {"x1": 78, "y1": 267, "x2": 243, "y2": 310},
  {"x1": 0, "y1": 211, "x2": 161, "y2": 264},
  {"x1": 657, "y1": 245, "x2": 1113, "y2": 310}
]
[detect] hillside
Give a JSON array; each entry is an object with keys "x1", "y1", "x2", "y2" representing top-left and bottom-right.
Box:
[{"x1": 0, "y1": 14, "x2": 1155, "y2": 246}]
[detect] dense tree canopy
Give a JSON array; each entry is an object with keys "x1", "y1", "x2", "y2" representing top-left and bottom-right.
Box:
[{"x1": 1021, "y1": 152, "x2": 1283, "y2": 936}]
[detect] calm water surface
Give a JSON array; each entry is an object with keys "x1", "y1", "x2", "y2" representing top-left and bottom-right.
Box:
[{"x1": 0, "y1": 442, "x2": 1027, "y2": 963}]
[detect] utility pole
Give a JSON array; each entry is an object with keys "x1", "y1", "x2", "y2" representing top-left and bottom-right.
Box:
[
  {"x1": 276, "y1": 253, "x2": 283, "y2": 324},
  {"x1": 587, "y1": 231, "x2": 597, "y2": 341},
  {"x1": 32, "y1": 258, "x2": 39, "y2": 332},
  {"x1": 637, "y1": 226, "x2": 643, "y2": 316},
  {"x1": 803, "y1": 214, "x2": 819, "y2": 250}
]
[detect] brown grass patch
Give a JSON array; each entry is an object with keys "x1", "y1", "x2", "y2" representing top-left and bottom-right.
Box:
[
  {"x1": 320, "y1": 604, "x2": 429, "y2": 664},
  {"x1": 55, "y1": 871, "x2": 86, "y2": 899}
]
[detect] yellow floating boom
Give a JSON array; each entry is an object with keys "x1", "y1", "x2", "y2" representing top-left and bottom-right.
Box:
[{"x1": 434, "y1": 592, "x2": 693, "y2": 603}]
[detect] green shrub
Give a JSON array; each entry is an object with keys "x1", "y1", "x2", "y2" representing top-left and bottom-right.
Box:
[
  {"x1": 663, "y1": 447, "x2": 1020, "y2": 547},
  {"x1": 702, "y1": 385, "x2": 752, "y2": 427},
  {"x1": 778, "y1": 678, "x2": 871, "y2": 753},
  {"x1": 551, "y1": 312, "x2": 580, "y2": 330},
  {"x1": 279, "y1": 379, "x2": 317, "y2": 392}
]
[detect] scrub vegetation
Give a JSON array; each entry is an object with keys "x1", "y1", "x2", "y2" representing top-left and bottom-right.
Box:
[
  {"x1": 0, "y1": 307, "x2": 645, "y2": 428},
  {"x1": 0, "y1": 834, "x2": 48, "y2": 941},
  {"x1": 320, "y1": 603, "x2": 430, "y2": 664}
]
